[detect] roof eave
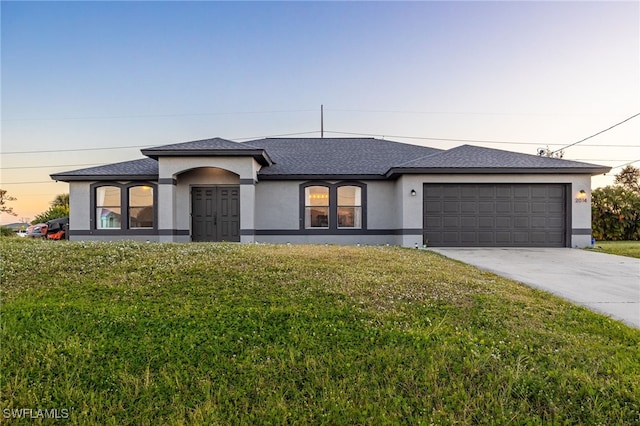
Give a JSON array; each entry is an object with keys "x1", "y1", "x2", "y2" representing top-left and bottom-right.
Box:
[
  {"x1": 50, "y1": 174, "x2": 159, "y2": 182},
  {"x1": 141, "y1": 149, "x2": 273, "y2": 166},
  {"x1": 256, "y1": 173, "x2": 388, "y2": 181},
  {"x1": 386, "y1": 166, "x2": 612, "y2": 178}
]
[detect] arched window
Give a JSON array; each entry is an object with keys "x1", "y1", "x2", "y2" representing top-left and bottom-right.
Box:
[
  {"x1": 96, "y1": 186, "x2": 121, "y2": 229},
  {"x1": 129, "y1": 186, "x2": 154, "y2": 228},
  {"x1": 305, "y1": 186, "x2": 330, "y2": 228},
  {"x1": 337, "y1": 185, "x2": 362, "y2": 229},
  {"x1": 301, "y1": 182, "x2": 366, "y2": 231}
]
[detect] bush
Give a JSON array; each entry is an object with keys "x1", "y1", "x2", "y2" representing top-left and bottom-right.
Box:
[
  {"x1": 0, "y1": 226, "x2": 16, "y2": 237},
  {"x1": 31, "y1": 205, "x2": 69, "y2": 225},
  {"x1": 591, "y1": 186, "x2": 640, "y2": 241}
]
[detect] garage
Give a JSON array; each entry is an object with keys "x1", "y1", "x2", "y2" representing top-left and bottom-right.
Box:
[{"x1": 423, "y1": 183, "x2": 568, "y2": 247}]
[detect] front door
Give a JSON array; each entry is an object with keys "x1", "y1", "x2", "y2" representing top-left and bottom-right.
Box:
[{"x1": 191, "y1": 186, "x2": 240, "y2": 242}]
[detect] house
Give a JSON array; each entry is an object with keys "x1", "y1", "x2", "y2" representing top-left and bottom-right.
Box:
[{"x1": 50, "y1": 137, "x2": 609, "y2": 248}]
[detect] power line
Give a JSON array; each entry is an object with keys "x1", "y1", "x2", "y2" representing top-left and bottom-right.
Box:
[
  {"x1": 0, "y1": 131, "x2": 321, "y2": 155},
  {"x1": 0, "y1": 162, "x2": 102, "y2": 170},
  {"x1": 324, "y1": 129, "x2": 637, "y2": 147},
  {"x1": 551, "y1": 113, "x2": 640, "y2": 154},
  {"x1": 1, "y1": 109, "x2": 317, "y2": 122},
  {"x1": 2, "y1": 144, "x2": 153, "y2": 155},
  {"x1": 610, "y1": 159, "x2": 640, "y2": 170}
]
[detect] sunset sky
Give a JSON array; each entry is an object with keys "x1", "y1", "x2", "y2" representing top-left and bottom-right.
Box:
[{"x1": 1, "y1": 1, "x2": 638, "y2": 224}]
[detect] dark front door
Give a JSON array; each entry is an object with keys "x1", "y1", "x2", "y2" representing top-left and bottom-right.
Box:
[{"x1": 191, "y1": 186, "x2": 240, "y2": 242}]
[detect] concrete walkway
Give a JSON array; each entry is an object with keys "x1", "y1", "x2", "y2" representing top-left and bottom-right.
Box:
[{"x1": 429, "y1": 248, "x2": 640, "y2": 328}]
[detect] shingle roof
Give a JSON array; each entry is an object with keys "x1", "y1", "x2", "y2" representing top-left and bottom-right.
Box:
[
  {"x1": 51, "y1": 158, "x2": 158, "y2": 181},
  {"x1": 50, "y1": 137, "x2": 610, "y2": 182},
  {"x1": 141, "y1": 137, "x2": 272, "y2": 165},
  {"x1": 246, "y1": 138, "x2": 443, "y2": 178},
  {"x1": 387, "y1": 145, "x2": 610, "y2": 175}
]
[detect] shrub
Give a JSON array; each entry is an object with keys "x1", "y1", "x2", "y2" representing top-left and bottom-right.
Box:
[
  {"x1": 0, "y1": 226, "x2": 15, "y2": 237},
  {"x1": 591, "y1": 186, "x2": 640, "y2": 241}
]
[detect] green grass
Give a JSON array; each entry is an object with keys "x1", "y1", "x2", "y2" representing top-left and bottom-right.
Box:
[
  {"x1": 589, "y1": 240, "x2": 640, "y2": 259},
  {"x1": 1, "y1": 240, "x2": 639, "y2": 425}
]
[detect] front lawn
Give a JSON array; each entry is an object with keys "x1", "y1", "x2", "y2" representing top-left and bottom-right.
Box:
[
  {"x1": 589, "y1": 240, "x2": 640, "y2": 259},
  {"x1": 1, "y1": 240, "x2": 639, "y2": 425}
]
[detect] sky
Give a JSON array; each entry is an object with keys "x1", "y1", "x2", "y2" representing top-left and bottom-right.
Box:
[{"x1": 1, "y1": 1, "x2": 639, "y2": 224}]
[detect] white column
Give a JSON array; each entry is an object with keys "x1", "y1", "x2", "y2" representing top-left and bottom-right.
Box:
[
  {"x1": 240, "y1": 180, "x2": 256, "y2": 243},
  {"x1": 157, "y1": 180, "x2": 177, "y2": 242}
]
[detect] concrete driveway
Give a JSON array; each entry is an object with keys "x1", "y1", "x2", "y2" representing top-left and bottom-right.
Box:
[{"x1": 429, "y1": 248, "x2": 640, "y2": 328}]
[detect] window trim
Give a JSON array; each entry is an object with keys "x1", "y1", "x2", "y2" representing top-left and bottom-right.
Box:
[
  {"x1": 299, "y1": 181, "x2": 367, "y2": 232},
  {"x1": 90, "y1": 182, "x2": 158, "y2": 234}
]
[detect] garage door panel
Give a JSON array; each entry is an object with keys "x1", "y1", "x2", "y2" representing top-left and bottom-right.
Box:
[
  {"x1": 548, "y1": 186, "x2": 564, "y2": 198},
  {"x1": 479, "y1": 202, "x2": 494, "y2": 213},
  {"x1": 444, "y1": 202, "x2": 460, "y2": 213},
  {"x1": 531, "y1": 217, "x2": 547, "y2": 228},
  {"x1": 443, "y1": 216, "x2": 459, "y2": 227},
  {"x1": 496, "y1": 202, "x2": 511, "y2": 213},
  {"x1": 478, "y1": 187, "x2": 495, "y2": 197},
  {"x1": 496, "y1": 217, "x2": 512, "y2": 228},
  {"x1": 425, "y1": 201, "x2": 442, "y2": 213},
  {"x1": 514, "y1": 187, "x2": 530, "y2": 198},
  {"x1": 424, "y1": 183, "x2": 566, "y2": 247},
  {"x1": 460, "y1": 217, "x2": 477, "y2": 228},
  {"x1": 495, "y1": 186, "x2": 512, "y2": 198},
  {"x1": 531, "y1": 202, "x2": 547, "y2": 213},
  {"x1": 478, "y1": 217, "x2": 494, "y2": 228},
  {"x1": 461, "y1": 202, "x2": 477, "y2": 213},
  {"x1": 514, "y1": 202, "x2": 529, "y2": 213}
]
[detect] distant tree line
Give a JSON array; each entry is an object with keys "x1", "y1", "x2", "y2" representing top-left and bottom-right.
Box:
[{"x1": 592, "y1": 165, "x2": 640, "y2": 241}]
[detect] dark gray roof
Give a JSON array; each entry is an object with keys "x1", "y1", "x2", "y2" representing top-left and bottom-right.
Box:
[
  {"x1": 246, "y1": 138, "x2": 443, "y2": 178},
  {"x1": 51, "y1": 158, "x2": 158, "y2": 181},
  {"x1": 387, "y1": 145, "x2": 610, "y2": 176},
  {"x1": 141, "y1": 137, "x2": 272, "y2": 165},
  {"x1": 50, "y1": 137, "x2": 610, "y2": 182}
]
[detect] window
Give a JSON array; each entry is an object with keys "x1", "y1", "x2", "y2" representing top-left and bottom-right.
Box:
[
  {"x1": 96, "y1": 186, "x2": 121, "y2": 229},
  {"x1": 305, "y1": 186, "x2": 329, "y2": 228},
  {"x1": 301, "y1": 182, "x2": 366, "y2": 230},
  {"x1": 129, "y1": 186, "x2": 154, "y2": 228},
  {"x1": 93, "y1": 183, "x2": 156, "y2": 231},
  {"x1": 337, "y1": 186, "x2": 362, "y2": 228}
]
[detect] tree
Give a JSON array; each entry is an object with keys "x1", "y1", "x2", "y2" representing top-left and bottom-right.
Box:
[
  {"x1": 0, "y1": 189, "x2": 18, "y2": 217},
  {"x1": 31, "y1": 193, "x2": 69, "y2": 224},
  {"x1": 614, "y1": 165, "x2": 640, "y2": 193},
  {"x1": 32, "y1": 205, "x2": 69, "y2": 225},
  {"x1": 51, "y1": 193, "x2": 70, "y2": 208},
  {"x1": 591, "y1": 166, "x2": 640, "y2": 241}
]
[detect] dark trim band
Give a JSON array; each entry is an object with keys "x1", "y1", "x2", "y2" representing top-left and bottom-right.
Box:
[
  {"x1": 571, "y1": 228, "x2": 592, "y2": 235},
  {"x1": 158, "y1": 178, "x2": 177, "y2": 185},
  {"x1": 239, "y1": 179, "x2": 257, "y2": 185},
  {"x1": 241, "y1": 228, "x2": 422, "y2": 236}
]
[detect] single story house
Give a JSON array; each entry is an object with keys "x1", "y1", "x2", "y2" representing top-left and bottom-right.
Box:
[{"x1": 51, "y1": 137, "x2": 609, "y2": 248}]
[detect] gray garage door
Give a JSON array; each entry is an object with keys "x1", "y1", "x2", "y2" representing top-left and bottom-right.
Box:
[{"x1": 423, "y1": 183, "x2": 567, "y2": 247}]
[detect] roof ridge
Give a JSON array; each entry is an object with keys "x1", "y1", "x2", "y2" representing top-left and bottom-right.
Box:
[{"x1": 392, "y1": 148, "x2": 448, "y2": 168}]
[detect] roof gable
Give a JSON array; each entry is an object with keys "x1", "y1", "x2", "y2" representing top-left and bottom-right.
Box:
[
  {"x1": 388, "y1": 144, "x2": 610, "y2": 176},
  {"x1": 246, "y1": 138, "x2": 443, "y2": 178},
  {"x1": 141, "y1": 137, "x2": 272, "y2": 165}
]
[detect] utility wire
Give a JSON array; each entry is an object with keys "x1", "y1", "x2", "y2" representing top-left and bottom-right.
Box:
[
  {"x1": 610, "y1": 159, "x2": 640, "y2": 170},
  {"x1": 324, "y1": 129, "x2": 636, "y2": 147},
  {"x1": 551, "y1": 113, "x2": 640, "y2": 154},
  {"x1": 1, "y1": 109, "x2": 317, "y2": 122},
  {"x1": 2, "y1": 145, "x2": 154, "y2": 155},
  {"x1": 1, "y1": 163, "x2": 102, "y2": 170}
]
